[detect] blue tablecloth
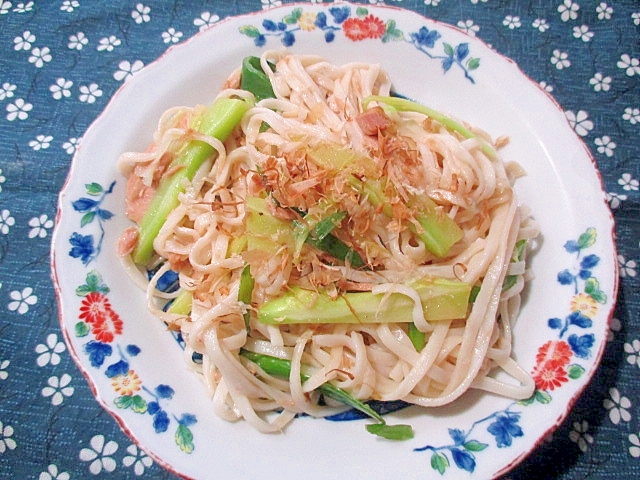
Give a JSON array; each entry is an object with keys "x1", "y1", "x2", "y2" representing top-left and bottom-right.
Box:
[{"x1": 0, "y1": 1, "x2": 638, "y2": 478}]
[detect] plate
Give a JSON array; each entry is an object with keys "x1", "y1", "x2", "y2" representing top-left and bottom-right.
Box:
[{"x1": 51, "y1": 3, "x2": 618, "y2": 479}]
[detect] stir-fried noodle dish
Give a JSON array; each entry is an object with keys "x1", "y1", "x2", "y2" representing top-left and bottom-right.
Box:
[{"x1": 117, "y1": 51, "x2": 539, "y2": 438}]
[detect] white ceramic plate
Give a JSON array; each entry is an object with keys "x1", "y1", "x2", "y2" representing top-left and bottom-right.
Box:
[{"x1": 51, "y1": 3, "x2": 618, "y2": 479}]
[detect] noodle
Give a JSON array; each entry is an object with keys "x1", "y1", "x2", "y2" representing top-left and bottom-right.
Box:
[{"x1": 117, "y1": 51, "x2": 539, "y2": 432}]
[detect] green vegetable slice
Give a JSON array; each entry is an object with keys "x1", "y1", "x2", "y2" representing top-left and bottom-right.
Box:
[
  {"x1": 503, "y1": 239, "x2": 528, "y2": 292},
  {"x1": 238, "y1": 264, "x2": 255, "y2": 331},
  {"x1": 239, "y1": 349, "x2": 414, "y2": 440},
  {"x1": 363, "y1": 95, "x2": 497, "y2": 159},
  {"x1": 167, "y1": 289, "x2": 192, "y2": 315},
  {"x1": 240, "y1": 56, "x2": 276, "y2": 102},
  {"x1": 348, "y1": 176, "x2": 463, "y2": 258},
  {"x1": 258, "y1": 279, "x2": 471, "y2": 325},
  {"x1": 293, "y1": 210, "x2": 365, "y2": 268},
  {"x1": 407, "y1": 322, "x2": 427, "y2": 352},
  {"x1": 132, "y1": 97, "x2": 251, "y2": 265}
]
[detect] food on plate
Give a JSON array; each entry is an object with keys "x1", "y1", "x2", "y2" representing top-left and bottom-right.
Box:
[{"x1": 117, "y1": 51, "x2": 538, "y2": 438}]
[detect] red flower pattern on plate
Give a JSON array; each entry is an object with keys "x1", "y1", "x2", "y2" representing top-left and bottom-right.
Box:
[
  {"x1": 343, "y1": 15, "x2": 385, "y2": 41},
  {"x1": 532, "y1": 340, "x2": 572, "y2": 391},
  {"x1": 91, "y1": 308, "x2": 123, "y2": 343},
  {"x1": 79, "y1": 292, "x2": 112, "y2": 324},
  {"x1": 533, "y1": 361, "x2": 569, "y2": 391},
  {"x1": 78, "y1": 291, "x2": 123, "y2": 343},
  {"x1": 535, "y1": 340, "x2": 572, "y2": 368}
]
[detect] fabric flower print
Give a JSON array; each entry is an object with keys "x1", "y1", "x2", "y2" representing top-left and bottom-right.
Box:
[
  {"x1": 606, "y1": 191, "x2": 626, "y2": 209},
  {"x1": 14, "y1": 4, "x2": 35, "y2": 14},
  {"x1": 596, "y1": 2, "x2": 613, "y2": 20},
  {"x1": 60, "y1": 0, "x2": 79, "y2": 13},
  {"x1": 35, "y1": 333, "x2": 66, "y2": 367},
  {"x1": 558, "y1": 0, "x2": 580, "y2": 22},
  {"x1": 78, "y1": 83, "x2": 103, "y2": 104},
  {"x1": 29, "y1": 46, "x2": 52, "y2": 68},
  {"x1": 68, "y1": 32, "x2": 88, "y2": 50},
  {"x1": 113, "y1": 60, "x2": 145, "y2": 82},
  {"x1": 97, "y1": 35, "x2": 121, "y2": 52},
  {"x1": 0, "y1": 420, "x2": 17, "y2": 454},
  {"x1": 617, "y1": 255, "x2": 637, "y2": 278},
  {"x1": 131, "y1": 3, "x2": 151, "y2": 24},
  {"x1": 6, "y1": 98, "x2": 33, "y2": 121},
  {"x1": 14, "y1": 30, "x2": 35, "y2": 51},
  {"x1": 503, "y1": 15, "x2": 521, "y2": 29},
  {"x1": 565, "y1": 110, "x2": 593, "y2": 136},
  {"x1": 62, "y1": 137, "x2": 80, "y2": 155},
  {"x1": 551, "y1": 50, "x2": 571, "y2": 70},
  {"x1": 261, "y1": 0, "x2": 282, "y2": 9},
  {"x1": 38, "y1": 464, "x2": 70, "y2": 480},
  {"x1": 456, "y1": 19, "x2": 479, "y2": 37},
  {"x1": 28, "y1": 214, "x2": 55, "y2": 238},
  {"x1": 122, "y1": 444, "x2": 153, "y2": 476},
  {"x1": 532, "y1": 18, "x2": 550, "y2": 32},
  {"x1": 41, "y1": 373, "x2": 75, "y2": 406},
  {"x1": 50, "y1": 78, "x2": 73, "y2": 100},
  {"x1": 79, "y1": 434, "x2": 118, "y2": 474},
  {"x1": 625, "y1": 339, "x2": 640, "y2": 368},
  {"x1": 8, "y1": 286, "x2": 37, "y2": 314},
  {"x1": 29, "y1": 134, "x2": 53, "y2": 151},
  {"x1": 617, "y1": 54, "x2": 640, "y2": 77},
  {"x1": 0, "y1": 82, "x2": 16, "y2": 100},
  {"x1": 539, "y1": 80, "x2": 554, "y2": 92},
  {"x1": 594, "y1": 135, "x2": 616, "y2": 156},
  {"x1": 618, "y1": 173, "x2": 639, "y2": 191},
  {"x1": 162, "y1": 28, "x2": 183, "y2": 44},
  {"x1": 0, "y1": 359, "x2": 9, "y2": 380},
  {"x1": 572, "y1": 25, "x2": 594, "y2": 42},
  {"x1": 603, "y1": 388, "x2": 631, "y2": 424},
  {"x1": 622, "y1": 107, "x2": 640, "y2": 125},
  {"x1": 193, "y1": 11, "x2": 220, "y2": 32},
  {"x1": 629, "y1": 433, "x2": 640, "y2": 458},
  {"x1": 0, "y1": 209, "x2": 15, "y2": 233},
  {"x1": 569, "y1": 420, "x2": 594, "y2": 452}
]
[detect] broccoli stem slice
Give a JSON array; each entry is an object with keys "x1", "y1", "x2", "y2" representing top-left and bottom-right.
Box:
[
  {"x1": 363, "y1": 95, "x2": 497, "y2": 159},
  {"x1": 348, "y1": 176, "x2": 463, "y2": 258},
  {"x1": 257, "y1": 279, "x2": 471, "y2": 325},
  {"x1": 132, "y1": 97, "x2": 251, "y2": 265}
]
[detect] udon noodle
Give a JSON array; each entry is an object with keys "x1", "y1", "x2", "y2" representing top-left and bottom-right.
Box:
[{"x1": 117, "y1": 51, "x2": 538, "y2": 433}]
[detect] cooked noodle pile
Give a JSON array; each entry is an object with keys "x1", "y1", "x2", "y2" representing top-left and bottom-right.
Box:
[{"x1": 118, "y1": 51, "x2": 538, "y2": 433}]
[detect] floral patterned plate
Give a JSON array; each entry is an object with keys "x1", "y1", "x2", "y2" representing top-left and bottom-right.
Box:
[{"x1": 51, "y1": 3, "x2": 618, "y2": 479}]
